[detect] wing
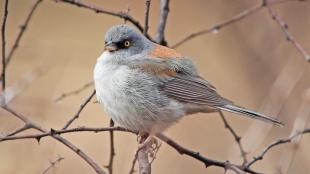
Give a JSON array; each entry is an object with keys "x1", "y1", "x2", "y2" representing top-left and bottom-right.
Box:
[{"x1": 162, "y1": 75, "x2": 233, "y2": 107}]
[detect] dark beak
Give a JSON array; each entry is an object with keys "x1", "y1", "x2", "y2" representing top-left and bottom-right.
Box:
[{"x1": 104, "y1": 42, "x2": 117, "y2": 52}]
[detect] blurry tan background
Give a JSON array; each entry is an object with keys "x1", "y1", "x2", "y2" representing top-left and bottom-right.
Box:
[{"x1": 1, "y1": 0, "x2": 310, "y2": 173}]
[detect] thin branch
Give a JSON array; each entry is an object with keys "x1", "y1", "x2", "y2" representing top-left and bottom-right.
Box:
[
  {"x1": 156, "y1": 133, "x2": 259, "y2": 174},
  {"x1": 144, "y1": 0, "x2": 151, "y2": 36},
  {"x1": 1, "y1": 0, "x2": 9, "y2": 91},
  {"x1": 0, "y1": 126, "x2": 133, "y2": 142},
  {"x1": 42, "y1": 156, "x2": 64, "y2": 174},
  {"x1": 219, "y1": 111, "x2": 248, "y2": 165},
  {"x1": 54, "y1": 0, "x2": 154, "y2": 42},
  {"x1": 1, "y1": 106, "x2": 106, "y2": 174},
  {"x1": 62, "y1": 90, "x2": 96, "y2": 130},
  {"x1": 5, "y1": 0, "x2": 43, "y2": 66},
  {"x1": 129, "y1": 152, "x2": 138, "y2": 174},
  {"x1": 245, "y1": 128, "x2": 310, "y2": 169},
  {"x1": 3, "y1": 121, "x2": 310, "y2": 174},
  {"x1": 266, "y1": 6, "x2": 310, "y2": 62},
  {"x1": 4, "y1": 124, "x2": 31, "y2": 137},
  {"x1": 155, "y1": 0, "x2": 170, "y2": 45},
  {"x1": 105, "y1": 119, "x2": 116, "y2": 174},
  {"x1": 55, "y1": 81, "x2": 93, "y2": 102},
  {"x1": 171, "y1": 0, "x2": 303, "y2": 48}
]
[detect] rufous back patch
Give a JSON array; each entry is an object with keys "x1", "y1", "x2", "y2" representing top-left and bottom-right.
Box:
[{"x1": 148, "y1": 44, "x2": 182, "y2": 58}]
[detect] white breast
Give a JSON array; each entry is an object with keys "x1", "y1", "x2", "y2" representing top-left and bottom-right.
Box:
[
  {"x1": 94, "y1": 51, "x2": 141, "y2": 130},
  {"x1": 93, "y1": 51, "x2": 184, "y2": 133},
  {"x1": 94, "y1": 51, "x2": 130, "y2": 107}
]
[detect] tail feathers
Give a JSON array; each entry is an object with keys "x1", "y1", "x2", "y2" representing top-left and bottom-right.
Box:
[{"x1": 218, "y1": 104, "x2": 283, "y2": 126}]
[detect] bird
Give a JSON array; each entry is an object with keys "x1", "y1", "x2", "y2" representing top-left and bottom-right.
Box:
[{"x1": 93, "y1": 24, "x2": 282, "y2": 140}]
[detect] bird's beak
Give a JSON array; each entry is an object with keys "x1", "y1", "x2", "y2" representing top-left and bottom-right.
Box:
[{"x1": 104, "y1": 42, "x2": 117, "y2": 52}]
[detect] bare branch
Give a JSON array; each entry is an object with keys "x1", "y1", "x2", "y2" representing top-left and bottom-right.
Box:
[
  {"x1": 144, "y1": 0, "x2": 151, "y2": 36},
  {"x1": 54, "y1": 0, "x2": 155, "y2": 42},
  {"x1": 0, "y1": 126, "x2": 133, "y2": 142},
  {"x1": 1, "y1": 106, "x2": 107, "y2": 174},
  {"x1": 5, "y1": 0, "x2": 43, "y2": 66},
  {"x1": 219, "y1": 111, "x2": 248, "y2": 165},
  {"x1": 1, "y1": 0, "x2": 9, "y2": 91},
  {"x1": 156, "y1": 133, "x2": 259, "y2": 174},
  {"x1": 155, "y1": 0, "x2": 169, "y2": 45},
  {"x1": 171, "y1": 0, "x2": 303, "y2": 48},
  {"x1": 266, "y1": 6, "x2": 310, "y2": 62},
  {"x1": 4, "y1": 124, "x2": 31, "y2": 137},
  {"x1": 62, "y1": 90, "x2": 96, "y2": 130},
  {"x1": 42, "y1": 156, "x2": 64, "y2": 174},
  {"x1": 245, "y1": 128, "x2": 310, "y2": 169},
  {"x1": 55, "y1": 81, "x2": 93, "y2": 102},
  {"x1": 105, "y1": 119, "x2": 116, "y2": 174},
  {"x1": 129, "y1": 152, "x2": 138, "y2": 174}
]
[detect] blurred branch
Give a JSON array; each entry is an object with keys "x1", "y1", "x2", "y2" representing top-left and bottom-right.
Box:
[
  {"x1": 171, "y1": 0, "x2": 304, "y2": 48},
  {"x1": 155, "y1": 0, "x2": 170, "y2": 45},
  {"x1": 1, "y1": 0, "x2": 9, "y2": 91},
  {"x1": 5, "y1": 0, "x2": 43, "y2": 66},
  {"x1": 275, "y1": 89, "x2": 310, "y2": 173},
  {"x1": 1, "y1": 106, "x2": 106, "y2": 174},
  {"x1": 0, "y1": 63, "x2": 46, "y2": 106},
  {"x1": 42, "y1": 155, "x2": 64, "y2": 174},
  {"x1": 54, "y1": 0, "x2": 155, "y2": 41},
  {"x1": 55, "y1": 81, "x2": 93, "y2": 102},
  {"x1": 245, "y1": 128, "x2": 310, "y2": 169},
  {"x1": 129, "y1": 150, "x2": 138, "y2": 174},
  {"x1": 144, "y1": 0, "x2": 151, "y2": 36},
  {"x1": 62, "y1": 89, "x2": 96, "y2": 130},
  {"x1": 105, "y1": 119, "x2": 116, "y2": 174},
  {"x1": 219, "y1": 111, "x2": 248, "y2": 165},
  {"x1": 266, "y1": 6, "x2": 310, "y2": 62}
]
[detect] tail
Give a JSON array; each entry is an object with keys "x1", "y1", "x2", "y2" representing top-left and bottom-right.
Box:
[{"x1": 218, "y1": 104, "x2": 283, "y2": 126}]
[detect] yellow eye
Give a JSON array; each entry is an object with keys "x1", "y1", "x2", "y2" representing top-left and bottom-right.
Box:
[{"x1": 124, "y1": 40, "x2": 131, "y2": 47}]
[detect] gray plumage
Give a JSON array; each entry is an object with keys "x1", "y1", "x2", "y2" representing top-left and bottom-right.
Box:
[{"x1": 94, "y1": 24, "x2": 282, "y2": 134}]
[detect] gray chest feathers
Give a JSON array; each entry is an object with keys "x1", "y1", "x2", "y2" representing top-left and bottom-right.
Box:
[{"x1": 94, "y1": 62, "x2": 184, "y2": 132}]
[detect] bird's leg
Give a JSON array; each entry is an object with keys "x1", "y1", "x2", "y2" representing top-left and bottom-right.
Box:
[{"x1": 137, "y1": 132, "x2": 158, "y2": 151}]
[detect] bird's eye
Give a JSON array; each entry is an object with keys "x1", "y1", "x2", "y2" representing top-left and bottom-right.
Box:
[{"x1": 124, "y1": 40, "x2": 131, "y2": 47}]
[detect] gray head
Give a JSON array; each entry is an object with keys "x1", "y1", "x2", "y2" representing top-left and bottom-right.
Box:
[{"x1": 104, "y1": 25, "x2": 153, "y2": 57}]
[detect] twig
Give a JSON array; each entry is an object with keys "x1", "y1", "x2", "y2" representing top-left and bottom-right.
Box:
[
  {"x1": 2, "y1": 122, "x2": 310, "y2": 174},
  {"x1": 5, "y1": 0, "x2": 43, "y2": 66},
  {"x1": 171, "y1": 0, "x2": 303, "y2": 48},
  {"x1": 155, "y1": 0, "x2": 170, "y2": 45},
  {"x1": 1, "y1": 106, "x2": 106, "y2": 174},
  {"x1": 62, "y1": 90, "x2": 96, "y2": 130},
  {"x1": 0, "y1": 126, "x2": 134, "y2": 142},
  {"x1": 105, "y1": 119, "x2": 116, "y2": 174},
  {"x1": 55, "y1": 81, "x2": 93, "y2": 102},
  {"x1": 42, "y1": 156, "x2": 64, "y2": 174},
  {"x1": 1, "y1": 0, "x2": 9, "y2": 91},
  {"x1": 144, "y1": 0, "x2": 151, "y2": 36},
  {"x1": 245, "y1": 128, "x2": 310, "y2": 169},
  {"x1": 266, "y1": 6, "x2": 310, "y2": 62},
  {"x1": 219, "y1": 111, "x2": 248, "y2": 165},
  {"x1": 4, "y1": 124, "x2": 31, "y2": 137},
  {"x1": 156, "y1": 133, "x2": 259, "y2": 174},
  {"x1": 129, "y1": 152, "x2": 138, "y2": 174},
  {"x1": 54, "y1": 0, "x2": 154, "y2": 42}
]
